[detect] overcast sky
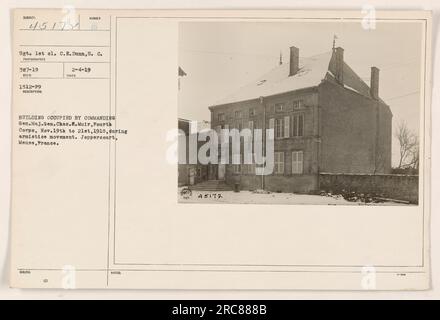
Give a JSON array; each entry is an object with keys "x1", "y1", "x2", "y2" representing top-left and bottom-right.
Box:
[{"x1": 178, "y1": 20, "x2": 425, "y2": 166}]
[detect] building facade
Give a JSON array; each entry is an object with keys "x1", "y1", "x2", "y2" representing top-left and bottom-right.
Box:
[
  {"x1": 207, "y1": 45, "x2": 393, "y2": 193},
  {"x1": 178, "y1": 118, "x2": 209, "y2": 187}
]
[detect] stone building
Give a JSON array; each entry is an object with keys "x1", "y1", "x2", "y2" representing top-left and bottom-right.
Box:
[{"x1": 207, "y1": 45, "x2": 393, "y2": 193}]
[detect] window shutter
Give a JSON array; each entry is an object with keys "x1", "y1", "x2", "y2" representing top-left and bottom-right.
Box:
[
  {"x1": 284, "y1": 116, "x2": 290, "y2": 138},
  {"x1": 293, "y1": 115, "x2": 297, "y2": 136}
]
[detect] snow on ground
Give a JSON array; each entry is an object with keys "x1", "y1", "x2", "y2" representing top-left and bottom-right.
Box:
[{"x1": 178, "y1": 188, "x2": 407, "y2": 205}]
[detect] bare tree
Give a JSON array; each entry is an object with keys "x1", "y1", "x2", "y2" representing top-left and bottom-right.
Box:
[
  {"x1": 394, "y1": 121, "x2": 419, "y2": 170},
  {"x1": 407, "y1": 135, "x2": 419, "y2": 171}
]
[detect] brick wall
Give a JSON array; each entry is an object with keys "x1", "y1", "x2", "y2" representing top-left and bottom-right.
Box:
[{"x1": 319, "y1": 173, "x2": 419, "y2": 203}]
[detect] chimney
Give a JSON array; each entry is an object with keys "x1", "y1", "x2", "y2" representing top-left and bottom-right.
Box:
[
  {"x1": 334, "y1": 47, "x2": 344, "y2": 84},
  {"x1": 289, "y1": 46, "x2": 299, "y2": 76},
  {"x1": 370, "y1": 66, "x2": 380, "y2": 100}
]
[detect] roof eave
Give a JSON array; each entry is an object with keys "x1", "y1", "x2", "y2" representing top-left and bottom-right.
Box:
[{"x1": 209, "y1": 85, "x2": 320, "y2": 110}]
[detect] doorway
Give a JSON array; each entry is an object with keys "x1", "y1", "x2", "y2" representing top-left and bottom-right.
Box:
[{"x1": 218, "y1": 164, "x2": 226, "y2": 180}]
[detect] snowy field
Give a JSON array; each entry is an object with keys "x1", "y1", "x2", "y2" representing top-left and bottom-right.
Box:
[{"x1": 178, "y1": 188, "x2": 408, "y2": 206}]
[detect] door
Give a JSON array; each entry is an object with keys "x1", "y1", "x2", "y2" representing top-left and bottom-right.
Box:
[
  {"x1": 189, "y1": 168, "x2": 195, "y2": 185},
  {"x1": 218, "y1": 164, "x2": 226, "y2": 180}
]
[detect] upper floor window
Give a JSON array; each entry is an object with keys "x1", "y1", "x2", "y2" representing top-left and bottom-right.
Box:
[
  {"x1": 268, "y1": 105, "x2": 275, "y2": 113},
  {"x1": 293, "y1": 113, "x2": 304, "y2": 137},
  {"x1": 218, "y1": 113, "x2": 225, "y2": 122},
  {"x1": 275, "y1": 118, "x2": 283, "y2": 139},
  {"x1": 238, "y1": 120, "x2": 243, "y2": 131},
  {"x1": 235, "y1": 111, "x2": 242, "y2": 119},
  {"x1": 284, "y1": 116, "x2": 290, "y2": 138},
  {"x1": 275, "y1": 103, "x2": 284, "y2": 113},
  {"x1": 248, "y1": 120, "x2": 254, "y2": 132},
  {"x1": 269, "y1": 118, "x2": 275, "y2": 135},
  {"x1": 249, "y1": 108, "x2": 256, "y2": 117},
  {"x1": 293, "y1": 100, "x2": 303, "y2": 110}
]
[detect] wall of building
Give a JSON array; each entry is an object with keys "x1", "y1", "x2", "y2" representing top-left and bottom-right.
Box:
[
  {"x1": 318, "y1": 80, "x2": 392, "y2": 174},
  {"x1": 319, "y1": 173, "x2": 418, "y2": 203},
  {"x1": 177, "y1": 119, "x2": 209, "y2": 186},
  {"x1": 209, "y1": 89, "x2": 320, "y2": 192}
]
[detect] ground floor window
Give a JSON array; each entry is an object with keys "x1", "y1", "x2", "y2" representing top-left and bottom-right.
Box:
[
  {"x1": 292, "y1": 151, "x2": 304, "y2": 174},
  {"x1": 234, "y1": 164, "x2": 241, "y2": 174},
  {"x1": 274, "y1": 152, "x2": 284, "y2": 174},
  {"x1": 242, "y1": 163, "x2": 256, "y2": 175}
]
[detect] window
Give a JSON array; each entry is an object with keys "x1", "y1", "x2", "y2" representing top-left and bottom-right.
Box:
[
  {"x1": 216, "y1": 125, "x2": 223, "y2": 144},
  {"x1": 218, "y1": 113, "x2": 225, "y2": 122},
  {"x1": 248, "y1": 120, "x2": 254, "y2": 132},
  {"x1": 274, "y1": 152, "x2": 284, "y2": 174},
  {"x1": 275, "y1": 118, "x2": 283, "y2": 139},
  {"x1": 249, "y1": 108, "x2": 256, "y2": 117},
  {"x1": 284, "y1": 116, "x2": 290, "y2": 138},
  {"x1": 269, "y1": 118, "x2": 275, "y2": 136},
  {"x1": 234, "y1": 164, "x2": 241, "y2": 174},
  {"x1": 244, "y1": 163, "x2": 256, "y2": 175},
  {"x1": 293, "y1": 100, "x2": 303, "y2": 110},
  {"x1": 293, "y1": 113, "x2": 304, "y2": 137},
  {"x1": 238, "y1": 121, "x2": 243, "y2": 131},
  {"x1": 235, "y1": 111, "x2": 242, "y2": 119},
  {"x1": 243, "y1": 153, "x2": 256, "y2": 175},
  {"x1": 292, "y1": 151, "x2": 304, "y2": 174},
  {"x1": 275, "y1": 103, "x2": 284, "y2": 113},
  {"x1": 249, "y1": 163, "x2": 256, "y2": 175}
]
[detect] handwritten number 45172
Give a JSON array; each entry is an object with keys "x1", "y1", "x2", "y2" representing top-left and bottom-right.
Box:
[{"x1": 28, "y1": 21, "x2": 80, "y2": 31}]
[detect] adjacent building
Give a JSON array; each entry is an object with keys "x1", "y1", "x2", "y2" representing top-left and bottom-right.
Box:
[
  {"x1": 207, "y1": 45, "x2": 393, "y2": 193},
  {"x1": 178, "y1": 118, "x2": 209, "y2": 187}
]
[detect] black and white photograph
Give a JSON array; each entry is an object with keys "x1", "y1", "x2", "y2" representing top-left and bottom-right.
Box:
[
  {"x1": 178, "y1": 20, "x2": 424, "y2": 205},
  {"x1": 4, "y1": 7, "x2": 433, "y2": 294}
]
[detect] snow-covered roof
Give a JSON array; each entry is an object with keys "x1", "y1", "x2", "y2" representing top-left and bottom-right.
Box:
[
  {"x1": 212, "y1": 50, "x2": 379, "y2": 107},
  {"x1": 213, "y1": 51, "x2": 332, "y2": 106},
  {"x1": 178, "y1": 118, "x2": 211, "y2": 132}
]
